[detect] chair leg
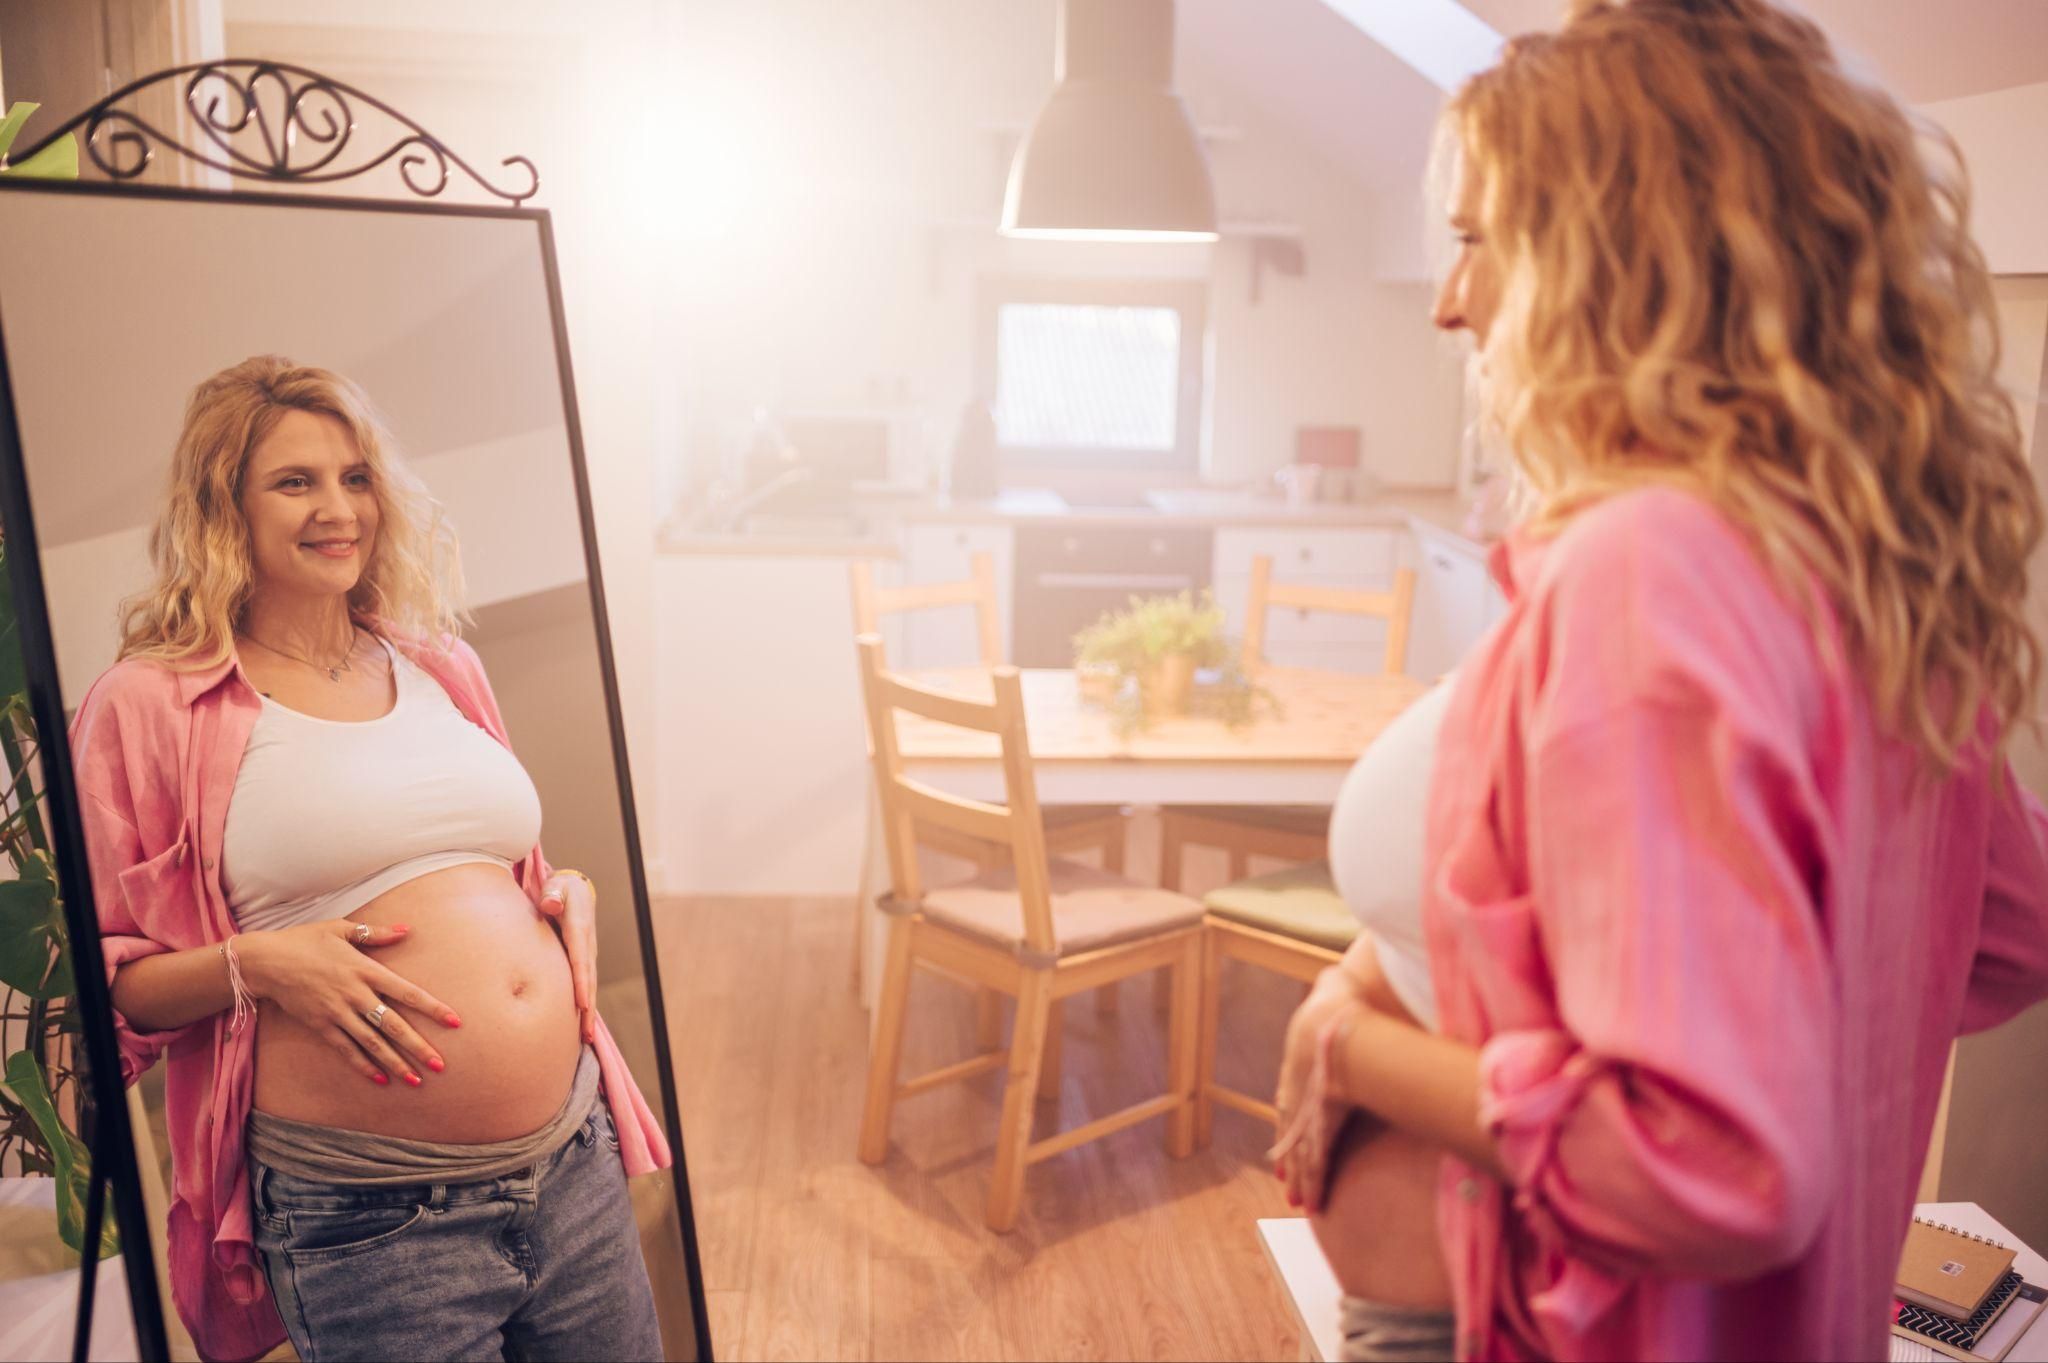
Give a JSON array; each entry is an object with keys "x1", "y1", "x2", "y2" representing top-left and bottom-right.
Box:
[
  {"x1": 988, "y1": 971, "x2": 1054, "y2": 1232},
  {"x1": 1159, "y1": 814, "x2": 1184, "y2": 892},
  {"x1": 1166, "y1": 934, "x2": 1202, "y2": 1158},
  {"x1": 857, "y1": 915, "x2": 916, "y2": 1165},
  {"x1": 975, "y1": 988, "x2": 1004, "y2": 1049},
  {"x1": 1193, "y1": 928, "x2": 1223, "y2": 1150},
  {"x1": 1037, "y1": 999, "x2": 1064, "y2": 1100},
  {"x1": 1228, "y1": 847, "x2": 1250, "y2": 881},
  {"x1": 1092, "y1": 819, "x2": 1126, "y2": 1018}
]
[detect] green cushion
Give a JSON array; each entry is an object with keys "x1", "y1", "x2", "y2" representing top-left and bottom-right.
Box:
[{"x1": 1202, "y1": 860, "x2": 1357, "y2": 952}]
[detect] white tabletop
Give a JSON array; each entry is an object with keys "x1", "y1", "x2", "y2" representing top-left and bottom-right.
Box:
[{"x1": 1260, "y1": 1203, "x2": 2048, "y2": 1363}]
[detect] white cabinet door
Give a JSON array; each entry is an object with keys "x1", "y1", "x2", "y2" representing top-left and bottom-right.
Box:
[
  {"x1": 897, "y1": 523, "x2": 1015, "y2": 667},
  {"x1": 1406, "y1": 521, "x2": 1499, "y2": 682},
  {"x1": 1214, "y1": 526, "x2": 1400, "y2": 672}
]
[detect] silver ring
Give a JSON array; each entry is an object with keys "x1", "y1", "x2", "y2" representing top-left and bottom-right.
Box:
[
  {"x1": 353, "y1": 923, "x2": 372, "y2": 947},
  {"x1": 363, "y1": 1002, "x2": 389, "y2": 1032}
]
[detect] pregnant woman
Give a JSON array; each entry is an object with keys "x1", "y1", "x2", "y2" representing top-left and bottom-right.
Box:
[
  {"x1": 71, "y1": 356, "x2": 672, "y2": 1361},
  {"x1": 1277, "y1": 1, "x2": 2048, "y2": 1359}
]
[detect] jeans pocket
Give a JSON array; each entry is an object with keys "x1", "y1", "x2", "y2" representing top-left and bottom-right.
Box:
[
  {"x1": 597, "y1": 1105, "x2": 621, "y2": 1153},
  {"x1": 281, "y1": 1204, "x2": 427, "y2": 1262}
]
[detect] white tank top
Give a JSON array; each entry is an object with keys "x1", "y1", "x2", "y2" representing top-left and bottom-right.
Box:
[
  {"x1": 1326, "y1": 674, "x2": 1455, "y2": 1031},
  {"x1": 222, "y1": 637, "x2": 544, "y2": 934}
]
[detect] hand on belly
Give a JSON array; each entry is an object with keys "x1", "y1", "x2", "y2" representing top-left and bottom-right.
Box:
[{"x1": 253, "y1": 864, "x2": 584, "y2": 1142}]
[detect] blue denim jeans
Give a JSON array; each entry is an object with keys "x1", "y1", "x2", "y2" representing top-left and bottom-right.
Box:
[{"x1": 249, "y1": 1102, "x2": 664, "y2": 1362}]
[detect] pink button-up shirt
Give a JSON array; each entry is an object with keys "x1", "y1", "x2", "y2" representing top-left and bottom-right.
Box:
[
  {"x1": 69, "y1": 633, "x2": 673, "y2": 1363},
  {"x1": 1425, "y1": 487, "x2": 2048, "y2": 1360}
]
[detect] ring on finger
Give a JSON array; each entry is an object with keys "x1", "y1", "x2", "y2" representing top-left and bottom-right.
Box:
[
  {"x1": 364, "y1": 1002, "x2": 390, "y2": 1032},
  {"x1": 354, "y1": 923, "x2": 373, "y2": 947}
]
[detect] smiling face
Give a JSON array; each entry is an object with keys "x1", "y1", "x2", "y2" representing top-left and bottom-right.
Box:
[
  {"x1": 238, "y1": 408, "x2": 381, "y2": 603},
  {"x1": 1431, "y1": 150, "x2": 1501, "y2": 348}
]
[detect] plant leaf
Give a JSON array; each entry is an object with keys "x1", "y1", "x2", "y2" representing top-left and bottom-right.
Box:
[
  {"x1": 0, "y1": 103, "x2": 34, "y2": 161},
  {"x1": 1, "y1": 1049, "x2": 119, "y2": 1258},
  {"x1": 0, "y1": 550, "x2": 24, "y2": 701},
  {"x1": 0, "y1": 104, "x2": 79, "y2": 182},
  {"x1": 0, "y1": 872, "x2": 71, "y2": 999}
]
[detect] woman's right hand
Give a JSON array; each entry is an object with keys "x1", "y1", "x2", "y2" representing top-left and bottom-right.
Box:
[{"x1": 234, "y1": 921, "x2": 461, "y2": 1087}]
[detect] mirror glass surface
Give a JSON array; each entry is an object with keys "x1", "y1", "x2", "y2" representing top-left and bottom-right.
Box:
[{"x1": 0, "y1": 186, "x2": 700, "y2": 1360}]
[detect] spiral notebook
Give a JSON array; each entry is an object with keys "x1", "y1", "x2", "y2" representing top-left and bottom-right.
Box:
[{"x1": 1899, "y1": 1218, "x2": 2021, "y2": 1318}]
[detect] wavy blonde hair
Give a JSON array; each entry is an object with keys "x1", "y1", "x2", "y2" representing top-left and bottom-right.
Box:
[
  {"x1": 119, "y1": 356, "x2": 466, "y2": 668},
  {"x1": 1443, "y1": 0, "x2": 2041, "y2": 770}
]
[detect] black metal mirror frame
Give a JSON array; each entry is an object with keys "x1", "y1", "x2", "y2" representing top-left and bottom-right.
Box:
[{"x1": 0, "y1": 84, "x2": 712, "y2": 1361}]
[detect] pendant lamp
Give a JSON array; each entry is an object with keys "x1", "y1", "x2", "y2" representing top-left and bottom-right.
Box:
[{"x1": 1000, "y1": 0, "x2": 1219, "y2": 242}]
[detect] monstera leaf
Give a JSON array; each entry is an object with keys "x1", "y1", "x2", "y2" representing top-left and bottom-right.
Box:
[
  {"x1": 0, "y1": 852, "x2": 69, "y2": 999},
  {"x1": 2, "y1": 1050, "x2": 118, "y2": 1258}
]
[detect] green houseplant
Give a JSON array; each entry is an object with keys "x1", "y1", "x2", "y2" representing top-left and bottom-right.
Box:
[
  {"x1": 1072, "y1": 590, "x2": 1276, "y2": 733},
  {"x1": 0, "y1": 542, "x2": 116, "y2": 1260},
  {"x1": 0, "y1": 99, "x2": 110, "y2": 1264}
]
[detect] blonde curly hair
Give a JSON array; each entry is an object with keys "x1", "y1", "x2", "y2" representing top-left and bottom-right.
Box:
[
  {"x1": 118, "y1": 356, "x2": 466, "y2": 667},
  {"x1": 1442, "y1": 0, "x2": 2041, "y2": 770}
]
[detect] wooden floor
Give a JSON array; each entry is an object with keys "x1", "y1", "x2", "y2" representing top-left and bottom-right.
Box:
[{"x1": 654, "y1": 845, "x2": 1313, "y2": 1361}]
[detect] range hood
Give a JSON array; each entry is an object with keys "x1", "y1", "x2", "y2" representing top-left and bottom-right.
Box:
[{"x1": 1000, "y1": 0, "x2": 1219, "y2": 242}]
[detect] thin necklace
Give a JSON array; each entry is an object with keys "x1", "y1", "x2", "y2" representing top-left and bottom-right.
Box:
[{"x1": 240, "y1": 626, "x2": 360, "y2": 682}]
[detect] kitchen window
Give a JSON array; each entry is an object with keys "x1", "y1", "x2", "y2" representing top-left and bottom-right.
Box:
[{"x1": 976, "y1": 278, "x2": 1206, "y2": 472}]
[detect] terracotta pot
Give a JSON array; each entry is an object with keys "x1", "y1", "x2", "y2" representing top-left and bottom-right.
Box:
[{"x1": 1140, "y1": 652, "x2": 1198, "y2": 716}]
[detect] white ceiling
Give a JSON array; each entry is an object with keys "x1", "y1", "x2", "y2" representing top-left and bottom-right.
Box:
[{"x1": 1459, "y1": 0, "x2": 2048, "y2": 104}]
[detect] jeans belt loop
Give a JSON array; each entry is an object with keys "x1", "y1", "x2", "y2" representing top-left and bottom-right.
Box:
[{"x1": 428, "y1": 1182, "x2": 448, "y2": 1212}]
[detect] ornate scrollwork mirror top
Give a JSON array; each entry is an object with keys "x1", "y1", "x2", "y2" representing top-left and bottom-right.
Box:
[{"x1": 2, "y1": 59, "x2": 538, "y2": 204}]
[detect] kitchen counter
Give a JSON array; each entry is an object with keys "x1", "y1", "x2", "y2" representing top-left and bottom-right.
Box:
[{"x1": 657, "y1": 486, "x2": 1471, "y2": 555}]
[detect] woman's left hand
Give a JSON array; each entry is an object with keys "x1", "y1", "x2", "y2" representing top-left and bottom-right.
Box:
[
  {"x1": 539, "y1": 872, "x2": 599, "y2": 1044},
  {"x1": 1273, "y1": 966, "x2": 1370, "y2": 1213}
]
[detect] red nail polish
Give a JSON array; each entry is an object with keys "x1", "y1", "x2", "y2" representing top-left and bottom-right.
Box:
[
  {"x1": 1288, "y1": 1191, "x2": 1301, "y2": 1208},
  {"x1": 372, "y1": 1073, "x2": 388, "y2": 1086},
  {"x1": 404, "y1": 1072, "x2": 422, "y2": 1087},
  {"x1": 446, "y1": 1014, "x2": 462, "y2": 1028},
  {"x1": 427, "y1": 1057, "x2": 444, "y2": 1073},
  {"x1": 391, "y1": 925, "x2": 410, "y2": 936}
]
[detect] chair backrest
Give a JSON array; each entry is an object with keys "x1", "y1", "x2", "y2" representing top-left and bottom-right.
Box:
[
  {"x1": 854, "y1": 635, "x2": 1056, "y2": 955},
  {"x1": 848, "y1": 551, "x2": 1003, "y2": 667},
  {"x1": 1242, "y1": 554, "x2": 1417, "y2": 676}
]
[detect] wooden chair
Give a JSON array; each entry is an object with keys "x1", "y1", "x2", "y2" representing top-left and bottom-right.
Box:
[
  {"x1": 854, "y1": 636, "x2": 1206, "y2": 1230},
  {"x1": 1194, "y1": 861, "x2": 1357, "y2": 1145},
  {"x1": 851, "y1": 553, "x2": 1132, "y2": 1043},
  {"x1": 1158, "y1": 555, "x2": 1417, "y2": 888}
]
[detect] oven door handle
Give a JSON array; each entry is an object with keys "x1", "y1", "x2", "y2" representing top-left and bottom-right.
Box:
[{"x1": 1031, "y1": 571, "x2": 1198, "y2": 591}]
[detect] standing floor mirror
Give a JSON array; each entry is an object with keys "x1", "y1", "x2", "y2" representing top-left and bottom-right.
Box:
[{"x1": 0, "y1": 119, "x2": 708, "y2": 1359}]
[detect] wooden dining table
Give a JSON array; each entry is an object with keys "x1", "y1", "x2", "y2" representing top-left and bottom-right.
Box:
[{"x1": 856, "y1": 665, "x2": 1429, "y2": 1008}]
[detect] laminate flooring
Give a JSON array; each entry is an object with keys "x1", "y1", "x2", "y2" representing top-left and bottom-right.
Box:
[{"x1": 654, "y1": 837, "x2": 1314, "y2": 1362}]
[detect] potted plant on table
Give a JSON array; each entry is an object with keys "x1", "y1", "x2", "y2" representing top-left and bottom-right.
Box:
[{"x1": 1072, "y1": 590, "x2": 1276, "y2": 733}]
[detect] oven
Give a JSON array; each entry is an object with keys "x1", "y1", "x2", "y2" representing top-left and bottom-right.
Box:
[{"x1": 1010, "y1": 524, "x2": 1215, "y2": 667}]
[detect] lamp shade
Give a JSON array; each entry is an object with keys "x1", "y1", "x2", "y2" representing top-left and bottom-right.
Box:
[{"x1": 1000, "y1": 0, "x2": 1218, "y2": 242}]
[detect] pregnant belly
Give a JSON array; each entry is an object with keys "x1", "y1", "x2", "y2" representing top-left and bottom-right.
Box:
[
  {"x1": 1309, "y1": 1115, "x2": 1454, "y2": 1308},
  {"x1": 252, "y1": 862, "x2": 582, "y2": 1142}
]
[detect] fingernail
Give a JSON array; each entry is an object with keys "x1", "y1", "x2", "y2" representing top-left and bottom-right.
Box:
[
  {"x1": 426, "y1": 1056, "x2": 445, "y2": 1073},
  {"x1": 445, "y1": 1014, "x2": 462, "y2": 1028},
  {"x1": 1287, "y1": 1191, "x2": 1301, "y2": 1208},
  {"x1": 404, "y1": 1071, "x2": 422, "y2": 1087},
  {"x1": 391, "y1": 925, "x2": 410, "y2": 936},
  {"x1": 371, "y1": 1073, "x2": 388, "y2": 1086}
]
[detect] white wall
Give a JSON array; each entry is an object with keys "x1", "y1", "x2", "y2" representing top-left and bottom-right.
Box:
[
  {"x1": 660, "y1": 0, "x2": 1466, "y2": 494},
  {"x1": 1920, "y1": 81, "x2": 2048, "y2": 276}
]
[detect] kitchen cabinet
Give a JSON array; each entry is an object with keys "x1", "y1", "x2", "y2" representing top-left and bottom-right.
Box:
[
  {"x1": 895, "y1": 523, "x2": 1015, "y2": 667},
  {"x1": 1406, "y1": 517, "x2": 1506, "y2": 682},
  {"x1": 1213, "y1": 526, "x2": 1401, "y2": 672}
]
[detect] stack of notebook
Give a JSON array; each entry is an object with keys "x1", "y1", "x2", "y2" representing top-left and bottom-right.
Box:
[{"x1": 1891, "y1": 1218, "x2": 2047, "y2": 1362}]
